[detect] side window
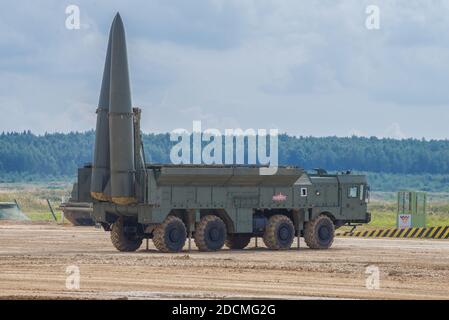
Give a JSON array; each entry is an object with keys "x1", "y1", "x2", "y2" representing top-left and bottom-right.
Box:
[
  {"x1": 348, "y1": 186, "x2": 358, "y2": 198},
  {"x1": 360, "y1": 185, "x2": 364, "y2": 200},
  {"x1": 300, "y1": 188, "x2": 308, "y2": 197}
]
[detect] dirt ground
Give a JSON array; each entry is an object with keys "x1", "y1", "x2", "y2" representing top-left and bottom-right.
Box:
[{"x1": 0, "y1": 221, "x2": 448, "y2": 300}]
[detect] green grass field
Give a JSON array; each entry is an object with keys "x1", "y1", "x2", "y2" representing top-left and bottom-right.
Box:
[
  {"x1": 0, "y1": 182, "x2": 70, "y2": 222},
  {"x1": 1, "y1": 182, "x2": 449, "y2": 228},
  {"x1": 363, "y1": 201, "x2": 449, "y2": 229}
]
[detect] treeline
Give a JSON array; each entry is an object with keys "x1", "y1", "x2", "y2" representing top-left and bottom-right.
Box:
[
  {"x1": 1, "y1": 131, "x2": 449, "y2": 179},
  {"x1": 362, "y1": 172, "x2": 449, "y2": 193}
]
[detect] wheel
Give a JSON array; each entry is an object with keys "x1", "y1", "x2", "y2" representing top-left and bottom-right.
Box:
[
  {"x1": 304, "y1": 214, "x2": 335, "y2": 249},
  {"x1": 110, "y1": 217, "x2": 143, "y2": 252},
  {"x1": 194, "y1": 215, "x2": 227, "y2": 251},
  {"x1": 263, "y1": 215, "x2": 295, "y2": 250},
  {"x1": 225, "y1": 234, "x2": 251, "y2": 250},
  {"x1": 153, "y1": 216, "x2": 187, "y2": 253}
]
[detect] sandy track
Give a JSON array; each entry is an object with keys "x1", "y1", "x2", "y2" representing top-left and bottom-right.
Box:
[{"x1": 0, "y1": 222, "x2": 448, "y2": 299}]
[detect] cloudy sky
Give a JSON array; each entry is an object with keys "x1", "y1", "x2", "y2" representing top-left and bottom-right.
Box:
[{"x1": 1, "y1": 0, "x2": 449, "y2": 139}]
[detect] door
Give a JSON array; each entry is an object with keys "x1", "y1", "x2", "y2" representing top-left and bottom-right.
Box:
[{"x1": 340, "y1": 184, "x2": 360, "y2": 217}]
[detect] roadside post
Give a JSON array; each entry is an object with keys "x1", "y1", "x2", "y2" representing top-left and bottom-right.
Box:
[
  {"x1": 46, "y1": 199, "x2": 58, "y2": 222},
  {"x1": 397, "y1": 191, "x2": 426, "y2": 228}
]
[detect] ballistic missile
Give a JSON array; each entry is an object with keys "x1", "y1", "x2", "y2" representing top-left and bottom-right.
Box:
[
  {"x1": 91, "y1": 18, "x2": 113, "y2": 201},
  {"x1": 108, "y1": 13, "x2": 137, "y2": 205}
]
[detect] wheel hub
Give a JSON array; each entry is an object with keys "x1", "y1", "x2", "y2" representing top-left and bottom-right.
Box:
[
  {"x1": 209, "y1": 227, "x2": 220, "y2": 241},
  {"x1": 278, "y1": 226, "x2": 290, "y2": 241},
  {"x1": 318, "y1": 225, "x2": 330, "y2": 241},
  {"x1": 169, "y1": 228, "x2": 181, "y2": 242}
]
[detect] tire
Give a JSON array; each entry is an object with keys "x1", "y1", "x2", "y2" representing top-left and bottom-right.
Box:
[
  {"x1": 225, "y1": 234, "x2": 251, "y2": 250},
  {"x1": 304, "y1": 214, "x2": 335, "y2": 249},
  {"x1": 153, "y1": 216, "x2": 187, "y2": 253},
  {"x1": 110, "y1": 217, "x2": 143, "y2": 252},
  {"x1": 263, "y1": 215, "x2": 295, "y2": 250},
  {"x1": 194, "y1": 215, "x2": 227, "y2": 252}
]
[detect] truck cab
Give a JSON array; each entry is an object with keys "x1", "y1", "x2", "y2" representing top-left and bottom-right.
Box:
[{"x1": 307, "y1": 171, "x2": 370, "y2": 226}]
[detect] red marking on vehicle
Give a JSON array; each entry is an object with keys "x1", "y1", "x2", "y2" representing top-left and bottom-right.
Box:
[{"x1": 272, "y1": 193, "x2": 287, "y2": 202}]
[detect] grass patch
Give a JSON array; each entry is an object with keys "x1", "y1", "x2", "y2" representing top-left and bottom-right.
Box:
[
  {"x1": 339, "y1": 198, "x2": 449, "y2": 232},
  {"x1": 0, "y1": 182, "x2": 71, "y2": 222},
  {"x1": 25, "y1": 210, "x2": 64, "y2": 222}
]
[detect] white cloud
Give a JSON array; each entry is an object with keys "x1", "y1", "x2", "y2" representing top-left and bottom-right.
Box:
[
  {"x1": 348, "y1": 129, "x2": 366, "y2": 137},
  {"x1": 384, "y1": 122, "x2": 406, "y2": 139}
]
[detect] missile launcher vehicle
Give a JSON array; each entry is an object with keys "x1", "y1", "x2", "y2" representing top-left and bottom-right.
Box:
[{"x1": 76, "y1": 13, "x2": 371, "y2": 252}]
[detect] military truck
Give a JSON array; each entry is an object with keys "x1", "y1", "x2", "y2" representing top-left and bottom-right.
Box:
[
  {"x1": 77, "y1": 162, "x2": 370, "y2": 252},
  {"x1": 75, "y1": 13, "x2": 370, "y2": 253}
]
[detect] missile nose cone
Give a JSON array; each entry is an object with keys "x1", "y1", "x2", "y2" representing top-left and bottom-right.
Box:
[
  {"x1": 111, "y1": 13, "x2": 125, "y2": 37},
  {"x1": 98, "y1": 29, "x2": 113, "y2": 108},
  {"x1": 113, "y1": 12, "x2": 122, "y2": 23},
  {"x1": 109, "y1": 12, "x2": 131, "y2": 113}
]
